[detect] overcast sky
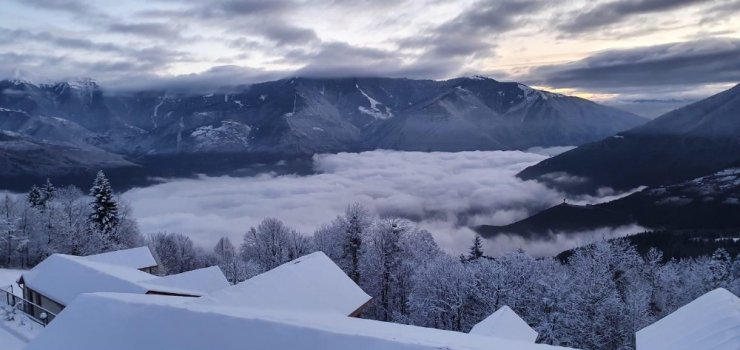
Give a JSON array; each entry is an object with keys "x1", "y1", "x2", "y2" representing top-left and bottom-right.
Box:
[{"x1": 2, "y1": 0, "x2": 739, "y2": 116}]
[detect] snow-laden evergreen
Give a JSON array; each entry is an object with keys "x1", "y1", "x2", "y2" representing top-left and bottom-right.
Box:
[
  {"x1": 0, "y1": 174, "x2": 142, "y2": 268},
  {"x1": 88, "y1": 171, "x2": 119, "y2": 239},
  {"x1": 26, "y1": 185, "x2": 43, "y2": 209}
]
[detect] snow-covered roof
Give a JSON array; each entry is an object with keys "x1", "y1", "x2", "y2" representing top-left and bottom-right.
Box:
[
  {"x1": 636, "y1": 288, "x2": 740, "y2": 350},
  {"x1": 82, "y1": 246, "x2": 157, "y2": 270},
  {"x1": 26, "y1": 292, "x2": 578, "y2": 350},
  {"x1": 470, "y1": 305, "x2": 539, "y2": 343},
  {"x1": 21, "y1": 254, "x2": 151, "y2": 305},
  {"x1": 21, "y1": 253, "x2": 229, "y2": 305},
  {"x1": 196, "y1": 251, "x2": 371, "y2": 316},
  {"x1": 139, "y1": 266, "x2": 230, "y2": 296}
]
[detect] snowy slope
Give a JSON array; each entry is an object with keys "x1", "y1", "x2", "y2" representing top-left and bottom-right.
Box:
[
  {"x1": 636, "y1": 288, "x2": 740, "y2": 350},
  {"x1": 518, "y1": 83, "x2": 740, "y2": 194}
]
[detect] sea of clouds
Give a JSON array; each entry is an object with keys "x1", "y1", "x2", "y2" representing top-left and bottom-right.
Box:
[{"x1": 122, "y1": 149, "x2": 644, "y2": 256}]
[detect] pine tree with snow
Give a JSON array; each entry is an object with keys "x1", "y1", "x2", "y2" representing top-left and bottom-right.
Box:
[
  {"x1": 41, "y1": 178, "x2": 56, "y2": 204},
  {"x1": 467, "y1": 235, "x2": 484, "y2": 261},
  {"x1": 343, "y1": 203, "x2": 367, "y2": 283},
  {"x1": 88, "y1": 171, "x2": 119, "y2": 240},
  {"x1": 27, "y1": 185, "x2": 44, "y2": 208}
]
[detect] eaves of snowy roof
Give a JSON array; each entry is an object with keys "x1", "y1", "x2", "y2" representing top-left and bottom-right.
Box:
[
  {"x1": 195, "y1": 251, "x2": 371, "y2": 316},
  {"x1": 139, "y1": 266, "x2": 230, "y2": 296},
  {"x1": 82, "y1": 246, "x2": 157, "y2": 270},
  {"x1": 470, "y1": 305, "x2": 539, "y2": 343},
  {"x1": 636, "y1": 288, "x2": 740, "y2": 350},
  {"x1": 26, "y1": 292, "x2": 580, "y2": 350},
  {"x1": 21, "y1": 254, "x2": 152, "y2": 305},
  {"x1": 21, "y1": 254, "x2": 229, "y2": 305}
]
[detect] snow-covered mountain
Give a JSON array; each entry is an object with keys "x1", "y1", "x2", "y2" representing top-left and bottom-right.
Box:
[
  {"x1": 0, "y1": 76, "x2": 644, "y2": 183},
  {"x1": 481, "y1": 166, "x2": 740, "y2": 238},
  {"x1": 518, "y1": 83, "x2": 740, "y2": 194}
]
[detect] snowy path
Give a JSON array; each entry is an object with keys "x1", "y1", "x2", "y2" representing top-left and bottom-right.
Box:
[{"x1": 0, "y1": 322, "x2": 28, "y2": 350}]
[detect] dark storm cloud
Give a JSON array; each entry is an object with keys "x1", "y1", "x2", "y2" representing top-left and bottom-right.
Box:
[
  {"x1": 558, "y1": 0, "x2": 709, "y2": 33},
  {"x1": 167, "y1": 0, "x2": 320, "y2": 48},
  {"x1": 0, "y1": 26, "x2": 192, "y2": 85},
  {"x1": 705, "y1": 0, "x2": 740, "y2": 13},
  {"x1": 188, "y1": 0, "x2": 293, "y2": 19},
  {"x1": 407, "y1": 0, "x2": 543, "y2": 59},
  {"x1": 107, "y1": 22, "x2": 183, "y2": 41},
  {"x1": 533, "y1": 38, "x2": 740, "y2": 90},
  {"x1": 259, "y1": 24, "x2": 319, "y2": 46},
  {"x1": 290, "y1": 42, "x2": 455, "y2": 79},
  {"x1": 0, "y1": 28, "x2": 123, "y2": 53},
  {"x1": 15, "y1": 0, "x2": 113, "y2": 23},
  {"x1": 3, "y1": 0, "x2": 548, "y2": 90},
  {"x1": 107, "y1": 65, "x2": 285, "y2": 92},
  {"x1": 18, "y1": 0, "x2": 93, "y2": 15},
  {"x1": 0, "y1": 27, "x2": 190, "y2": 71}
]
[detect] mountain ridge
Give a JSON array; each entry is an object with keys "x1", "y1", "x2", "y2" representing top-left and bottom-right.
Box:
[
  {"x1": 517, "y1": 83, "x2": 740, "y2": 194},
  {"x1": 0, "y1": 75, "x2": 645, "y2": 187},
  {"x1": 480, "y1": 165, "x2": 740, "y2": 238}
]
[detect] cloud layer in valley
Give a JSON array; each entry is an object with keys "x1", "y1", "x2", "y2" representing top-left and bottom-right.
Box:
[{"x1": 123, "y1": 149, "x2": 641, "y2": 255}]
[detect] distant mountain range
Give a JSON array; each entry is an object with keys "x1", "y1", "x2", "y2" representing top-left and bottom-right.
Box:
[
  {"x1": 518, "y1": 83, "x2": 740, "y2": 195},
  {"x1": 479, "y1": 166, "x2": 740, "y2": 238},
  {"x1": 0, "y1": 76, "x2": 644, "y2": 189}
]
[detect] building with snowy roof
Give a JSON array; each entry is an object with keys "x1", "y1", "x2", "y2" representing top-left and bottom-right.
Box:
[
  {"x1": 195, "y1": 251, "x2": 371, "y2": 316},
  {"x1": 636, "y1": 288, "x2": 740, "y2": 350},
  {"x1": 81, "y1": 246, "x2": 158, "y2": 273},
  {"x1": 469, "y1": 305, "x2": 539, "y2": 343},
  {"x1": 17, "y1": 247, "x2": 229, "y2": 322},
  {"x1": 25, "y1": 252, "x2": 580, "y2": 350}
]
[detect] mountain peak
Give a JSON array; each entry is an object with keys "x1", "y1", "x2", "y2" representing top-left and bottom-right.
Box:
[
  {"x1": 518, "y1": 82, "x2": 740, "y2": 195},
  {"x1": 466, "y1": 75, "x2": 492, "y2": 81}
]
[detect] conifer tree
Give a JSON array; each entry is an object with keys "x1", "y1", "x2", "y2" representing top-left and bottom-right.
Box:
[
  {"x1": 468, "y1": 235, "x2": 484, "y2": 261},
  {"x1": 27, "y1": 185, "x2": 44, "y2": 208},
  {"x1": 89, "y1": 171, "x2": 119, "y2": 239},
  {"x1": 41, "y1": 178, "x2": 56, "y2": 204},
  {"x1": 343, "y1": 204, "x2": 367, "y2": 283}
]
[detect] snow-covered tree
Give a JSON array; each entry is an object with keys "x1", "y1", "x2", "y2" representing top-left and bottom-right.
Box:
[
  {"x1": 467, "y1": 235, "x2": 484, "y2": 261},
  {"x1": 89, "y1": 171, "x2": 120, "y2": 244},
  {"x1": 240, "y1": 218, "x2": 312, "y2": 272},
  {"x1": 408, "y1": 255, "x2": 475, "y2": 331},
  {"x1": 148, "y1": 232, "x2": 206, "y2": 275},
  {"x1": 214, "y1": 237, "x2": 243, "y2": 284},
  {"x1": 0, "y1": 194, "x2": 20, "y2": 266},
  {"x1": 27, "y1": 185, "x2": 44, "y2": 208},
  {"x1": 41, "y1": 178, "x2": 56, "y2": 204},
  {"x1": 362, "y1": 218, "x2": 407, "y2": 321},
  {"x1": 343, "y1": 203, "x2": 370, "y2": 283}
]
